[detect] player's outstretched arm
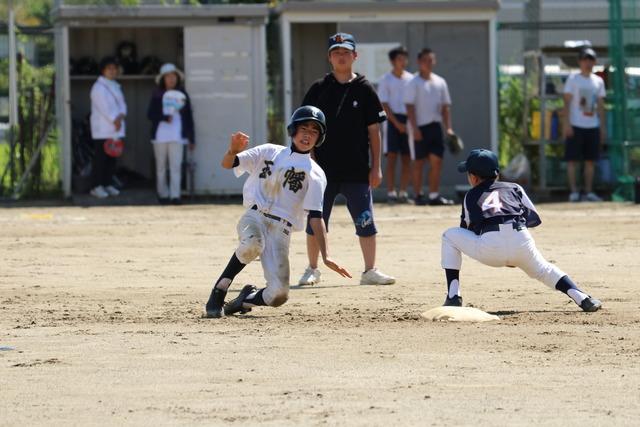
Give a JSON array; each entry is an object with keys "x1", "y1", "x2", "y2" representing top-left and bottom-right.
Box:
[
  {"x1": 221, "y1": 131, "x2": 249, "y2": 169},
  {"x1": 308, "y1": 217, "x2": 352, "y2": 279}
]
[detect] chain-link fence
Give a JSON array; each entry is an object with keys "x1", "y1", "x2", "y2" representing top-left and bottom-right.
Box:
[{"x1": 608, "y1": 0, "x2": 640, "y2": 201}]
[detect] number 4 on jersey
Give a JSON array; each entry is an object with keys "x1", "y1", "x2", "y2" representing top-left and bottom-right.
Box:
[{"x1": 481, "y1": 190, "x2": 503, "y2": 213}]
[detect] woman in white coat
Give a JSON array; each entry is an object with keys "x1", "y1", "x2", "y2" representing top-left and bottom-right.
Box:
[{"x1": 89, "y1": 56, "x2": 127, "y2": 198}]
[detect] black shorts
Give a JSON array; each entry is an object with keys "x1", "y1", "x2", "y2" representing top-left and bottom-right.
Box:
[
  {"x1": 565, "y1": 126, "x2": 600, "y2": 161},
  {"x1": 306, "y1": 181, "x2": 377, "y2": 237},
  {"x1": 415, "y1": 122, "x2": 444, "y2": 159},
  {"x1": 386, "y1": 114, "x2": 410, "y2": 155}
]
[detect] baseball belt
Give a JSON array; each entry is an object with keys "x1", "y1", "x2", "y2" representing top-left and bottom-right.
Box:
[{"x1": 251, "y1": 205, "x2": 293, "y2": 227}]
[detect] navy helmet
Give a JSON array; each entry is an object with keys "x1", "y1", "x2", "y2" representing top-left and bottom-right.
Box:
[
  {"x1": 457, "y1": 149, "x2": 499, "y2": 178},
  {"x1": 287, "y1": 106, "x2": 327, "y2": 147}
]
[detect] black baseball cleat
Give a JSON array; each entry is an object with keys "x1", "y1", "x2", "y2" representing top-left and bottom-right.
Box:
[
  {"x1": 414, "y1": 194, "x2": 429, "y2": 206},
  {"x1": 223, "y1": 285, "x2": 257, "y2": 316},
  {"x1": 580, "y1": 297, "x2": 602, "y2": 312},
  {"x1": 204, "y1": 288, "x2": 227, "y2": 319},
  {"x1": 443, "y1": 295, "x2": 463, "y2": 307},
  {"x1": 429, "y1": 195, "x2": 454, "y2": 206}
]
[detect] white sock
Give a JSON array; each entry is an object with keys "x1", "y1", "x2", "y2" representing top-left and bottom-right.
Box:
[
  {"x1": 448, "y1": 279, "x2": 460, "y2": 298},
  {"x1": 429, "y1": 192, "x2": 439, "y2": 200},
  {"x1": 567, "y1": 288, "x2": 588, "y2": 305}
]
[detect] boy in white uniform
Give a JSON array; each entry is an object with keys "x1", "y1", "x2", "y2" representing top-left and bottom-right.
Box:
[
  {"x1": 205, "y1": 106, "x2": 351, "y2": 318},
  {"x1": 378, "y1": 46, "x2": 414, "y2": 203},
  {"x1": 404, "y1": 48, "x2": 455, "y2": 206}
]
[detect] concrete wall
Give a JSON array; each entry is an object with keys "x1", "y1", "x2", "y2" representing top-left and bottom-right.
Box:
[{"x1": 291, "y1": 23, "x2": 336, "y2": 106}]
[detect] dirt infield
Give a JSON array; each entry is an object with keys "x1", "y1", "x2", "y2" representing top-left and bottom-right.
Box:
[{"x1": 1, "y1": 202, "x2": 639, "y2": 426}]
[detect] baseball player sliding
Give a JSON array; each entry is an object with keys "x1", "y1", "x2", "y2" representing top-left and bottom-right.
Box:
[
  {"x1": 441, "y1": 149, "x2": 602, "y2": 312},
  {"x1": 204, "y1": 106, "x2": 351, "y2": 318}
]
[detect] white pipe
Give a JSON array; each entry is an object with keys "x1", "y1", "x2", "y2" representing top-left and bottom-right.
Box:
[
  {"x1": 8, "y1": 0, "x2": 18, "y2": 131},
  {"x1": 281, "y1": 15, "x2": 292, "y2": 143}
]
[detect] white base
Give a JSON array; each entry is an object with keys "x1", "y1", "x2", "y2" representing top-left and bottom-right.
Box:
[{"x1": 421, "y1": 306, "x2": 500, "y2": 322}]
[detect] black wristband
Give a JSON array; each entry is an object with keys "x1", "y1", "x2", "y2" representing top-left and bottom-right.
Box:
[{"x1": 308, "y1": 210, "x2": 322, "y2": 219}]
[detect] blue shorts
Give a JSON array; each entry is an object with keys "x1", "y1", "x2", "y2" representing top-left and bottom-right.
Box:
[
  {"x1": 415, "y1": 122, "x2": 445, "y2": 159},
  {"x1": 306, "y1": 181, "x2": 377, "y2": 237},
  {"x1": 386, "y1": 114, "x2": 410, "y2": 155}
]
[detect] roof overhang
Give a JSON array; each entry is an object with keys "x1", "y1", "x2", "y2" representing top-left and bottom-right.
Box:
[
  {"x1": 277, "y1": 1, "x2": 500, "y2": 23},
  {"x1": 53, "y1": 5, "x2": 269, "y2": 27}
]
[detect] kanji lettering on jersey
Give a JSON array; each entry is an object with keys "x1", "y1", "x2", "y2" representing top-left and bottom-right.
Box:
[
  {"x1": 259, "y1": 161, "x2": 274, "y2": 179},
  {"x1": 282, "y1": 167, "x2": 306, "y2": 193}
]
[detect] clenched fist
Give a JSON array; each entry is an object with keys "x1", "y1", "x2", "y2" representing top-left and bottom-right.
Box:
[{"x1": 229, "y1": 131, "x2": 249, "y2": 155}]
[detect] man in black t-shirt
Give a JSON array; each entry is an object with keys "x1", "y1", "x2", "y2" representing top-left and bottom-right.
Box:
[{"x1": 298, "y1": 33, "x2": 396, "y2": 287}]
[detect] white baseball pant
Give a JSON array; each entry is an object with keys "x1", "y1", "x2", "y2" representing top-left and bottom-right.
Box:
[
  {"x1": 235, "y1": 209, "x2": 291, "y2": 307},
  {"x1": 441, "y1": 224, "x2": 565, "y2": 289}
]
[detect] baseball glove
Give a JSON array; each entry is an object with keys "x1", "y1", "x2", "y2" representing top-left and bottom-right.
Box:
[{"x1": 446, "y1": 132, "x2": 464, "y2": 155}]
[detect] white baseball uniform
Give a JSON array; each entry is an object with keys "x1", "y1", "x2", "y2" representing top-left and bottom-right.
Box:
[
  {"x1": 441, "y1": 180, "x2": 565, "y2": 289},
  {"x1": 233, "y1": 143, "x2": 326, "y2": 305}
]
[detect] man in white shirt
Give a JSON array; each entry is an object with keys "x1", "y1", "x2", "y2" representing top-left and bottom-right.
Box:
[
  {"x1": 562, "y1": 48, "x2": 606, "y2": 202},
  {"x1": 404, "y1": 48, "x2": 454, "y2": 206},
  {"x1": 378, "y1": 46, "x2": 413, "y2": 203}
]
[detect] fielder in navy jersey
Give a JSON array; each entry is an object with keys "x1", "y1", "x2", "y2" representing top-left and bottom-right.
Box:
[{"x1": 440, "y1": 149, "x2": 602, "y2": 312}]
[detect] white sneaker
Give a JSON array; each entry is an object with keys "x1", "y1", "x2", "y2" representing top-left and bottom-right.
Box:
[
  {"x1": 360, "y1": 268, "x2": 395, "y2": 286},
  {"x1": 298, "y1": 267, "x2": 321, "y2": 286},
  {"x1": 568, "y1": 192, "x2": 581, "y2": 202},
  {"x1": 90, "y1": 186, "x2": 109, "y2": 198},
  {"x1": 582, "y1": 192, "x2": 603, "y2": 202},
  {"x1": 105, "y1": 185, "x2": 120, "y2": 196}
]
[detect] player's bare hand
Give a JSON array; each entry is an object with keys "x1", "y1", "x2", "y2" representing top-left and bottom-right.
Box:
[
  {"x1": 413, "y1": 127, "x2": 423, "y2": 141},
  {"x1": 166, "y1": 115, "x2": 173, "y2": 123},
  {"x1": 229, "y1": 132, "x2": 249, "y2": 154},
  {"x1": 323, "y1": 257, "x2": 352, "y2": 278},
  {"x1": 395, "y1": 122, "x2": 407, "y2": 134},
  {"x1": 563, "y1": 125, "x2": 573, "y2": 139},
  {"x1": 114, "y1": 117, "x2": 123, "y2": 131},
  {"x1": 369, "y1": 167, "x2": 382, "y2": 189}
]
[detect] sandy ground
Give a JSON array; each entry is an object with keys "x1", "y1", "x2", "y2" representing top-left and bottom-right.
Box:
[{"x1": 1, "y1": 201, "x2": 639, "y2": 426}]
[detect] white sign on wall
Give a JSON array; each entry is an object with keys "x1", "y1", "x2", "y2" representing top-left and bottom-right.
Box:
[{"x1": 353, "y1": 42, "x2": 402, "y2": 85}]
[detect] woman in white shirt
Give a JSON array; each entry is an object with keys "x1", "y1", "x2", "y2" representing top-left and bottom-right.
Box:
[
  {"x1": 146, "y1": 63, "x2": 195, "y2": 205},
  {"x1": 89, "y1": 56, "x2": 127, "y2": 199}
]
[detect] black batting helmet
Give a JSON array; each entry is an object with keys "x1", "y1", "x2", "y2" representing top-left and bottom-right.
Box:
[{"x1": 287, "y1": 106, "x2": 327, "y2": 147}]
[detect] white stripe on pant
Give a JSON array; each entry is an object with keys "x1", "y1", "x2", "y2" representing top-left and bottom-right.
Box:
[
  {"x1": 153, "y1": 142, "x2": 184, "y2": 199},
  {"x1": 441, "y1": 224, "x2": 565, "y2": 289}
]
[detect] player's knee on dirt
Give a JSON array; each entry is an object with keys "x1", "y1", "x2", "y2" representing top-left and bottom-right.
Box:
[
  {"x1": 264, "y1": 287, "x2": 289, "y2": 307},
  {"x1": 236, "y1": 232, "x2": 264, "y2": 264}
]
